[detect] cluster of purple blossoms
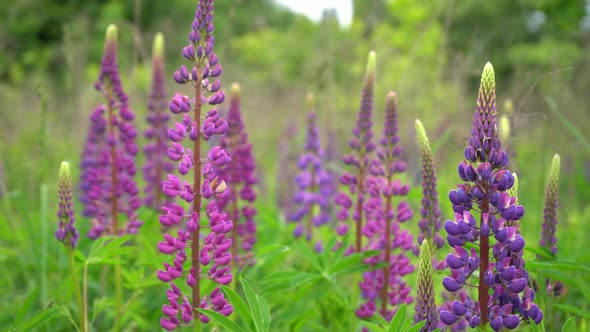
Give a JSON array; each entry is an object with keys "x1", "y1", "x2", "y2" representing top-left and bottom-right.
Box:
[
  {"x1": 414, "y1": 240, "x2": 437, "y2": 331},
  {"x1": 276, "y1": 121, "x2": 299, "y2": 218},
  {"x1": 355, "y1": 92, "x2": 414, "y2": 321},
  {"x1": 440, "y1": 63, "x2": 542, "y2": 330},
  {"x1": 79, "y1": 25, "x2": 142, "y2": 239},
  {"x1": 156, "y1": 1, "x2": 233, "y2": 330},
  {"x1": 56, "y1": 161, "x2": 80, "y2": 248},
  {"x1": 537, "y1": 154, "x2": 563, "y2": 296},
  {"x1": 217, "y1": 83, "x2": 257, "y2": 268},
  {"x1": 290, "y1": 94, "x2": 335, "y2": 252},
  {"x1": 334, "y1": 51, "x2": 377, "y2": 253},
  {"x1": 414, "y1": 120, "x2": 445, "y2": 269},
  {"x1": 143, "y1": 33, "x2": 174, "y2": 209}
]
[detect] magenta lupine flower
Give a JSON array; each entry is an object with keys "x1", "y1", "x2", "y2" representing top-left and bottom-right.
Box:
[
  {"x1": 356, "y1": 92, "x2": 414, "y2": 321},
  {"x1": 334, "y1": 51, "x2": 377, "y2": 252},
  {"x1": 80, "y1": 25, "x2": 142, "y2": 238},
  {"x1": 143, "y1": 33, "x2": 174, "y2": 209},
  {"x1": 289, "y1": 94, "x2": 334, "y2": 252},
  {"x1": 415, "y1": 120, "x2": 445, "y2": 270},
  {"x1": 217, "y1": 83, "x2": 257, "y2": 268},
  {"x1": 156, "y1": 1, "x2": 233, "y2": 329},
  {"x1": 440, "y1": 63, "x2": 542, "y2": 330},
  {"x1": 56, "y1": 161, "x2": 80, "y2": 248}
]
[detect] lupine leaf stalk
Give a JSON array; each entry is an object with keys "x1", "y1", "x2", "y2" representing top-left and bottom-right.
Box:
[
  {"x1": 80, "y1": 24, "x2": 142, "y2": 238},
  {"x1": 156, "y1": 1, "x2": 233, "y2": 330},
  {"x1": 440, "y1": 63, "x2": 542, "y2": 330},
  {"x1": 290, "y1": 93, "x2": 334, "y2": 252},
  {"x1": 414, "y1": 240, "x2": 437, "y2": 331},
  {"x1": 218, "y1": 83, "x2": 258, "y2": 268},
  {"x1": 415, "y1": 119, "x2": 445, "y2": 269},
  {"x1": 56, "y1": 161, "x2": 86, "y2": 332},
  {"x1": 356, "y1": 92, "x2": 414, "y2": 321},
  {"x1": 539, "y1": 154, "x2": 563, "y2": 296},
  {"x1": 144, "y1": 33, "x2": 174, "y2": 209},
  {"x1": 335, "y1": 51, "x2": 377, "y2": 252}
]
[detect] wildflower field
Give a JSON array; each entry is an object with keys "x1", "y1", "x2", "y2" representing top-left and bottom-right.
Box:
[{"x1": 2, "y1": 1, "x2": 590, "y2": 331}]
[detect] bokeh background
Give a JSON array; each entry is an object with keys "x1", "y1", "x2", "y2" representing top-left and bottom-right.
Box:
[{"x1": 1, "y1": 0, "x2": 590, "y2": 330}]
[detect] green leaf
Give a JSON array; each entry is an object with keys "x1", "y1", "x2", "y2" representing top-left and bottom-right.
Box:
[
  {"x1": 361, "y1": 321, "x2": 387, "y2": 332},
  {"x1": 387, "y1": 303, "x2": 407, "y2": 332},
  {"x1": 258, "y1": 292, "x2": 271, "y2": 332},
  {"x1": 529, "y1": 318, "x2": 545, "y2": 332},
  {"x1": 15, "y1": 287, "x2": 40, "y2": 324},
  {"x1": 576, "y1": 276, "x2": 590, "y2": 302},
  {"x1": 220, "y1": 285, "x2": 253, "y2": 331},
  {"x1": 86, "y1": 235, "x2": 135, "y2": 265},
  {"x1": 289, "y1": 272, "x2": 322, "y2": 289},
  {"x1": 561, "y1": 317, "x2": 576, "y2": 332},
  {"x1": 197, "y1": 308, "x2": 242, "y2": 332},
  {"x1": 255, "y1": 243, "x2": 290, "y2": 259},
  {"x1": 554, "y1": 304, "x2": 590, "y2": 319},
  {"x1": 17, "y1": 306, "x2": 63, "y2": 330},
  {"x1": 405, "y1": 320, "x2": 426, "y2": 332},
  {"x1": 524, "y1": 246, "x2": 557, "y2": 260},
  {"x1": 242, "y1": 278, "x2": 264, "y2": 332},
  {"x1": 527, "y1": 260, "x2": 590, "y2": 273},
  {"x1": 293, "y1": 240, "x2": 323, "y2": 272}
]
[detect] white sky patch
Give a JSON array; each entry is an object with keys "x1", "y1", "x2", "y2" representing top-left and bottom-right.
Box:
[{"x1": 275, "y1": 0, "x2": 353, "y2": 27}]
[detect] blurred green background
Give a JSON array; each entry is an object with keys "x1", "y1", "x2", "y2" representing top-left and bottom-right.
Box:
[{"x1": 1, "y1": 0, "x2": 590, "y2": 330}]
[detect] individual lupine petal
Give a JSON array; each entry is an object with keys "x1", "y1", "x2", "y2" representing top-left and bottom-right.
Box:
[{"x1": 414, "y1": 240, "x2": 437, "y2": 331}]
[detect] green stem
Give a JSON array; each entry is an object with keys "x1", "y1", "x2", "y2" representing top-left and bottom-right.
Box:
[
  {"x1": 113, "y1": 263, "x2": 123, "y2": 331},
  {"x1": 67, "y1": 249, "x2": 86, "y2": 332},
  {"x1": 83, "y1": 264, "x2": 89, "y2": 332}
]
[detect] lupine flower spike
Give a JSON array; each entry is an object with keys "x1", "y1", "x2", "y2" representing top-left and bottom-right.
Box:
[
  {"x1": 218, "y1": 83, "x2": 258, "y2": 267},
  {"x1": 539, "y1": 154, "x2": 563, "y2": 296},
  {"x1": 440, "y1": 63, "x2": 542, "y2": 330},
  {"x1": 56, "y1": 161, "x2": 79, "y2": 248},
  {"x1": 276, "y1": 121, "x2": 299, "y2": 218},
  {"x1": 56, "y1": 161, "x2": 86, "y2": 332},
  {"x1": 157, "y1": 1, "x2": 233, "y2": 330},
  {"x1": 335, "y1": 50, "x2": 376, "y2": 252},
  {"x1": 414, "y1": 240, "x2": 437, "y2": 331},
  {"x1": 79, "y1": 24, "x2": 142, "y2": 238},
  {"x1": 356, "y1": 92, "x2": 414, "y2": 321},
  {"x1": 144, "y1": 33, "x2": 173, "y2": 209},
  {"x1": 290, "y1": 93, "x2": 334, "y2": 252},
  {"x1": 415, "y1": 119, "x2": 445, "y2": 269}
]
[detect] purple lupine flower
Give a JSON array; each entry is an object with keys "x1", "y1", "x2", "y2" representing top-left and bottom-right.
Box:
[
  {"x1": 56, "y1": 161, "x2": 80, "y2": 248},
  {"x1": 143, "y1": 33, "x2": 174, "y2": 209},
  {"x1": 538, "y1": 154, "x2": 564, "y2": 296},
  {"x1": 356, "y1": 92, "x2": 414, "y2": 321},
  {"x1": 414, "y1": 240, "x2": 437, "y2": 331},
  {"x1": 157, "y1": 1, "x2": 233, "y2": 329},
  {"x1": 217, "y1": 83, "x2": 257, "y2": 268},
  {"x1": 540, "y1": 154, "x2": 560, "y2": 255},
  {"x1": 335, "y1": 51, "x2": 377, "y2": 252},
  {"x1": 277, "y1": 121, "x2": 299, "y2": 218},
  {"x1": 440, "y1": 63, "x2": 542, "y2": 330},
  {"x1": 80, "y1": 25, "x2": 142, "y2": 238},
  {"x1": 415, "y1": 119, "x2": 445, "y2": 269},
  {"x1": 289, "y1": 93, "x2": 335, "y2": 251}
]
